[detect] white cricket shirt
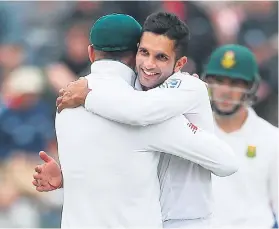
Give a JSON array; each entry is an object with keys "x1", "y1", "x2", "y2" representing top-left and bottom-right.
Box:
[
  {"x1": 56, "y1": 61, "x2": 237, "y2": 228},
  {"x1": 211, "y1": 108, "x2": 278, "y2": 227},
  {"x1": 55, "y1": 60, "x2": 161, "y2": 228},
  {"x1": 85, "y1": 70, "x2": 239, "y2": 227}
]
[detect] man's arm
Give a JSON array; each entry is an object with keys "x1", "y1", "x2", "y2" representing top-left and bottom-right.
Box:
[
  {"x1": 85, "y1": 73, "x2": 208, "y2": 126},
  {"x1": 142, "y1": 115, "x2": 239, "y2": 177}
]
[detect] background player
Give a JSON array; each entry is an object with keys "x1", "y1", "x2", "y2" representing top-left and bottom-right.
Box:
[{"x1": 202, "y1": 44, "x2": 278, "y2": 228}]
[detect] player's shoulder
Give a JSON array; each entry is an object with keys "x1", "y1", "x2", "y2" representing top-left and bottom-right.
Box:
[
  {"x1": 251, "y1": 109, "x2": 278, "y2": 131},
  {"x1": 160, "y1": 71, "x2": 207, "y2": 92},
  {"x1": 250, "y1": 108, "x2": 278, "y2": 139},
  {"x1": 255, "y1": 116, "x2": 279, "y2": 158}
]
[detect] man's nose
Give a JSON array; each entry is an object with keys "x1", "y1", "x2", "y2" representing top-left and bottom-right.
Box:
[{"x1": 144, "y1": 57, "x2": 156, "y2": 69}]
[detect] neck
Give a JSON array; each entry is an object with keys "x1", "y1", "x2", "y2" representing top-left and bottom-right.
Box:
[
  {"x1": 215, "y1": 107, "x2": 248, "y2": 133},
  {"x1": 90, "y1": 60, "x2": 136, "y2": 86}
]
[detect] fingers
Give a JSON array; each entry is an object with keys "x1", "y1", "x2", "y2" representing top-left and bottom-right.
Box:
[
  {"x1": 57, "y1": 91, "x2": 71, "y2": 113},
  {"x1": 36, "y1": 186, "x2": 47, "y2": 192},
  {"x1": 32, "y1": 179, "x2": 40, "y2": 187},
  {"x1": 57, "y1": 87, "x2": 66, "y2": 108},
  {"x1": 56, "y1": 96, "x2": 63, "y2": 107},
  {"x1": 32, "y1": 179, "x2": 46, "y2": 188},
  {"x1": 57, "y1": 102, "x2": 65, "y2": 113},
  {"x1": 56, "y1": 79, "x2": 88, "y2": 113},
  {"x1": 77, "y1": 77, "x2": 88, "y2": 85},
  {"x1": 32, "y1": 175, "x2": 48, "y2": 186},
  {"x1": 39, "y1": 151, "x2": 52, "y2": 163},
  {"x1": 59, "y1": 88, "x2": 65, "y2": 96},
  {"x1": 35, "y1": 165, "x2": 42, "y2": 173},
  {"x1": 33, "y1": 180, "x2": 49, "y2": 192},
  {"x1": 33, "y1": 173, "x2": 41, "y2": 180}
]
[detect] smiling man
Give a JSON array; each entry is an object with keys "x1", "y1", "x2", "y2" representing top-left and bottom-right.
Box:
[
  {"x1": 82, "y1": 12, "x2": 223, "y2": 228},
  {"x1": 136, "y1": 21, "x2": 187, "y2": 91},
  {"x1": 33, "y1": 12, "x2": 238, "y2": 228}
]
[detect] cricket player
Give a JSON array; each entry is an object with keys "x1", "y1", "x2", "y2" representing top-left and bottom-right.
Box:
[
  {"x1": 201, "y1": 44, "x2": 278, "y2": 227},
  {"x1": 40, "y1": 12, "x2": 239, "y2": 228},
  {"x1": 44, "y1": 14, "x2": 237, "y2": 228}
]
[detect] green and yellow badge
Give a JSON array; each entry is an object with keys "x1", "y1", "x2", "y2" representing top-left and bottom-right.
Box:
[
  {"x1": 246, "y1": 145, "x2": 256, "y2": 158},
  {"x1": 221, "y1": 51, "x2": 236, "y2": 69}
]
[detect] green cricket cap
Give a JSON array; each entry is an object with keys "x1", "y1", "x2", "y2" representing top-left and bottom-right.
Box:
[
  {"x1": 204, "y1": 44, "x2": 260, "y2": 82},
  {"x1": 90, "y1": 13, "x2": 142, "y2": 52}
]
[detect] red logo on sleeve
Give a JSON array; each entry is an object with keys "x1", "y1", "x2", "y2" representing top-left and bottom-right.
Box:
[{"x1": 187, "y1": 123, "x2": 198, "y2": 134}]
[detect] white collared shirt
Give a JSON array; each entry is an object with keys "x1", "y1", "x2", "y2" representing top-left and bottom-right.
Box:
[
  {"x1": 211, "y1": 108, "x2": 278, "y2": 227},
  {"x1": 56, "y1": 61, "x2": 162, "y2": 228}
]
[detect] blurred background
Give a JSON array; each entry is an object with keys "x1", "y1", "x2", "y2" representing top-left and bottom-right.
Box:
[{"x1": 0, "y1": 1, "x2": 277, "y2": 228}]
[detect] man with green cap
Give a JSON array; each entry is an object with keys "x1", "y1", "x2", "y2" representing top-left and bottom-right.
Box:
[
  {"x1": 201, "y1": 44, "x2": 278, "y2": 227},
  {"x1": 39, "y1": 14, "x2": 236, "y2": 228}
]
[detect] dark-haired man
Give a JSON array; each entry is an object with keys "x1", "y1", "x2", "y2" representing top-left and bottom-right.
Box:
[{"x1": 34, "y1": 12, "x2": 238, "y2": 228}]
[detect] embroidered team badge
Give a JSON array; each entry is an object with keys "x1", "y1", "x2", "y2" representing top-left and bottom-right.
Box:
[
  {"x1": 159, "y1": 79, "x2": 182, "y2": 88},
  {"x1": 246, "y1": 145, "x2": 256, "y2": 158},
  {"x1": 221, "y1": 51, "x2": 236, "y2": 69}
]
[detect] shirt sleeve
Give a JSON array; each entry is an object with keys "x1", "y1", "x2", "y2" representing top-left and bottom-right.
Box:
[
  {"x1": 84, "y1": 77, "x2": 208, "y2": 126},
  {"x1": 142, "y1": 115, "x2": 239, "y2": 177}
]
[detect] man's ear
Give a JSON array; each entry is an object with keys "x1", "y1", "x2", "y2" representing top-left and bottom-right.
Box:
[
  {"x1": 88, "y1": 45, "x2": 95, "y2": 63},
  {"x1": 174, "y1": 56, "x2": 187, "y2": 72}
]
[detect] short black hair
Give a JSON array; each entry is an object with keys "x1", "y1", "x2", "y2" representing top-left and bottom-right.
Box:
[{"x1": 143, "y1": 12, "x2": 190, "y2": 58}]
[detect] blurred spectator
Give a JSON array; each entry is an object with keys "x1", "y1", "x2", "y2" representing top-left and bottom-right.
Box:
[
  {"x1": 0, "y1": 153, "x2": 62, "y2": 228},
  {"x1": 0, "y1": 154, "x2": 41, "y2": 227},
  {"x1": 114, "y1": 1, "x2": 162, "y2": 25},
  {"x1": 162, "y1": 1, "x2": 218, "y2": 74},
  {"x1": 0, "y1": 2, "x2": 26, "y2": 45},
  {"x1": 57, "y1": 21, "x2": 91, "y2": 76},
  {"x1": 22, "y1": 2, "x2": 76, "y2": 66},
  {"x1": 46, "y1": 21, "x2": 91, "y2": 93},
  {"x1": 237, "y1": 1, "x2": 278, "y2": 87},
  {"x1": 68, "y1": 1, "x2": 121, "y2": 23},
  {"x1": 236, "y1": 1, "x2": 278, "y2": 126},
  {"x1": 0, "y1": 66, "x2": 56, "y2": 159},
  {"x1": 0, "y1": 42, "x2": 26, "y2": 84}
]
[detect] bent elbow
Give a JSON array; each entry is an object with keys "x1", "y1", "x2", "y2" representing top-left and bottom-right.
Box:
[
  {"x1": 217, "y1": 158, "x2": 239, "y2": 177},
  {"x1": 213, "y1": 145, "x2": 239, "y2": 177}
]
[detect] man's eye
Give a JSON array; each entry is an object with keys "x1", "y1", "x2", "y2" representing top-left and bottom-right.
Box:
[
  {"x1": 158, "y1": 55, "x2": 168, "y2": 61},
  {"x1": 139, "y1": 49, "x2": 148, "y2": 55},
  {"x1": 232, "y1": 80, "x2": 247, "y2": 87}
]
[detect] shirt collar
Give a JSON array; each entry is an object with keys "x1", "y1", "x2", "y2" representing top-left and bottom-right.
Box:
[
  {"x1": 134, "y1": 71, "x2": 187, "y2": 91},
  {"x1": 90, "y1": 60, "x2": 136, "y2": 86},
  {"x1": 241, "y1": 107, "x2": 257, "y2": 130},
  {"x1": 214, "y1": 107, "x2": 257, "y2": 135},
  {"x1": 134, "y1": 78, "x2": 142, "y2": 91}
]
